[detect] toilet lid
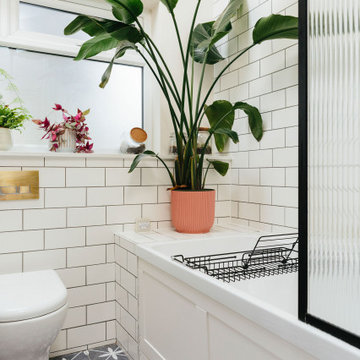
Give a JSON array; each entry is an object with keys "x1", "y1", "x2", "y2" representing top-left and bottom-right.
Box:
[{"x1": 0, "y1": 270, "x2": 68, "y2": 322}]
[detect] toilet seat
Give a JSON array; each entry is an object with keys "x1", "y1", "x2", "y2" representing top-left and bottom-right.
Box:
[{"x1": 0, "y1": 270, "x2": 68, "y2": 322}]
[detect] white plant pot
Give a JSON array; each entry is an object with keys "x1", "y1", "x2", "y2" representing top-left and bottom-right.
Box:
[
  {"x1": 53, "y1": 129, "x2": 77, "y2": 153},
  {"x1": 0, "y1": 127, "x2": 13, "y2": 151}
]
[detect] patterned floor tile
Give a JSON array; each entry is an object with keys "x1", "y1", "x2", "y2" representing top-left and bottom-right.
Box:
[{"x1": 51, "y1": 343, "x2": 128, "y2": 360}]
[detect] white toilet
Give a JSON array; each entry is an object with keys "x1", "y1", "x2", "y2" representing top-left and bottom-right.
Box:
[{"x1": 0, "y1": 270, "x2": 68, "y2": 360}]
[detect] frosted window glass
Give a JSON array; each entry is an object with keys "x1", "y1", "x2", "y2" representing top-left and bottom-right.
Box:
[
  {"x1": 0, "y1": 47, "x2": 143, "y2": 151},
  {"x1": 308, "y1": 0, "x2": 360, "y2": 336},
  {"x1": 19, "y1": 2, "x2": 89, "y2": 40}
]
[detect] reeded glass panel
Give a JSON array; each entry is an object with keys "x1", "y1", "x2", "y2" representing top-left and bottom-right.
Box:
[
  {"x1": 0, "y1": 47, "x2": 143, "y2": 151},
  {"x1": 308, "y1": 0, "x2": 360, "y2": 335}
]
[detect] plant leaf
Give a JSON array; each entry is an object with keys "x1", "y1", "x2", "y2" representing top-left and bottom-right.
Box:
[
  {"x1": 129, "y1": 150, "x2": 156, "y2": 173},
  {"x1": 205, "y1": 100, "x2": 235, "y2": 152},
  {"x1": 191, "y1": 22, "x2": 225, "y2": 64},
  {"x1": 190, "y1": 0, "x2": 243, "y2": 64},
  {"x1": 213, "y1": 127, "x2": 239, "y2": 144},
  {"x1": 253, "y1": 14, "x2": 298, "y2": 44},
  {"x1": 74, "y1": 33, "x2": 119, "y2": 60},
  {"x1": 160, "y1": 0, "x2": 178, "y2": 12},
  {"x1": 106, "y1": 0, "x2": 143, "y2": 24},
  {"x1": 234, "y1": 102, "x2": 263, "y2": 141},
  {"x1": 207, "y1": 160, "x2": 229, "y2": 176},
  {"x1": 100, "y1": 41, "x2": 138, "y2": 88}
]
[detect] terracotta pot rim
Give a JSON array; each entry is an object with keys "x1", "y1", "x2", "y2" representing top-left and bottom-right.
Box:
[{"x1": 172, "y1": 188, "x2": 215, "y2": 193}]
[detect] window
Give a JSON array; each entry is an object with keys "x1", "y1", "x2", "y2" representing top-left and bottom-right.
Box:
[{"x1": 0, "y1": 0, "x2": 147, "y2": 152}]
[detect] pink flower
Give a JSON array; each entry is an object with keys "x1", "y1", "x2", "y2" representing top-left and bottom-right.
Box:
[{"x1": 52, "y1": 104, "x2": 63, "y2": 111}]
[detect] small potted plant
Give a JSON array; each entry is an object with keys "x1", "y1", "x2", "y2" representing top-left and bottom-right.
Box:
[
  {"x1": 0, "y1": 69, "x2": 31, "y2": 150},
  {"x1": 65, "y1": 0, "x2": 298, "y2": 233},
  {"x1": 33, "y1": 104, "x2": 94, "y2": 153}
]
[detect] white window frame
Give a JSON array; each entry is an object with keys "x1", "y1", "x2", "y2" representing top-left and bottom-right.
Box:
[{"x1": 0, "y1": 0, "x2": 159, "y2": 152}]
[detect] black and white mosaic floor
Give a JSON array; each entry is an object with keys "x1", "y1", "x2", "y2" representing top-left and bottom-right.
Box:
[{"x1": 51, "y1": 344, "x2": 128, "y2": 360}]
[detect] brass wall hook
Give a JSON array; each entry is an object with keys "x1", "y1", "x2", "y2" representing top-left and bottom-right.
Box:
[{"x1": 0, "y1": 171, "x2": 39, "y2": 201}]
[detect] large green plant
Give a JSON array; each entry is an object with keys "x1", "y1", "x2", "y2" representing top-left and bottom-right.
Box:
[{"x1": 65, "y1": 0, "x2": 298, "y2": 190}]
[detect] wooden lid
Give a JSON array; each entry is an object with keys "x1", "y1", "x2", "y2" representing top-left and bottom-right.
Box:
[{"x1": 130, "y1": 127, "x2": 147, "y2": 143}]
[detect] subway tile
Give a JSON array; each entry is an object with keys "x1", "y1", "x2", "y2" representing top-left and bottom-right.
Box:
[
  {"x1": 45, "y1": 188, "x2": 86, "y2": 208},
  {"x1": 107, "y1": 321, "x2": 116, "y2": 340},
  {"x1": 272, "y1": 187, "x2": 298, "y2": 207},
  {"x1": 107, "y1": 205, "x2": 141, "y2": 224},
  {"x1": 63, "y1": 307, "x2": 86, "y2": 329},
  {"x1": 238, "y1": 169, "x2": 260, "y2": 185},
  {"x1": 273, "y1": 65, "x2": 298, "y2": 91},
  {"x1": 0, "y1": 253, "x2": 22, "y2": 274},
  {"x1": 24, "y1": 249, "x2": 66, "y2": 271},
  {"x1": 260, "y1": 51, "x2": 285, "y2": 76},
  {"x1": 218, "y1": 185, "x2": 232, "y2": 201},
  {"x1": 249, "y1": 150, "x2": 272, "y2": 168},
  {"x1": 106, "y1": 168, "x2": 140, "y2": 186},
  {"x1": 67, "y1": 323, "x2": 105, "y2": 348},
  {"x1": 50, "y1": 330, "x2": 67, "y2": 352},
  {"x1": 67, "y1": 245, "x2": 106, "y2": 267},
  {"x1": 286, "y1": 44, "x2": 298, "y2": 67},
  {"x1": 116, "y1": 283, "x2": 128, "y2": 309},
  {"x1": 86, "y1": 157, "x2": 123, "y2": 167},
  {"x1": 286, "y1": 127, "x2": 298, "y2": 147},
  {"x1": 286, "y1": 85, "x2": 298, "y2": 106},
  {"x1": 124, "y1": 158, "x2": 158, "y2": 168},
  {"x1": 249, "y1": 75, "x2": 272, "y2": 98},
  {"x1": 127, "y1": 252, "x2": 138, "y2": 276},
  {"x1": 157, "y1": 186, "x2": 171, "y2": 203},
  {"x1": 0, "y1": 230, "x2": 43, "y2": 253},
  {"x1": 24, "y1": 209, "x2": 66, "y2": 230},
  {"x1": 107, "y1": 244, "x2": 115, "y2": 262},
  {"x1": 215, "y1": 201, "x2": 231, "y2": 217},
  {"x1": 67, "y1": 207, "x2": 105, "y2": 227},
  {"x1": 87, "y1": 263, "x2": 115, "y2": 284},
  {"x1": 260, "y1": 205, "x2": 285, "y2": 225},
  {"x1": 260, "y1": 90, "x2": 286, "y2": 113},
  {"x1": 238, "y1": 202, "x2": 259, "y2": 221},
  {"x1": 45, "y1": 227, "x2": 85, "y2": 249},
  {"x1": 141, "y1": 168, "x2": 171, "y2": 186},
  {"x1": 45, "y1": 157, "x2": 85, "y2": 167},
  {"x1": 124, "y1": 186, "x2": 157, "y2": 204},
  {"x1": 273, "y1": 147, "x2": 298, "y2": 167},
  {"x1": 67, "y1": 284, "x2": 106, "y2": 307},
  {"x1": 286, "y1": 167, "x2": 298, "y2": 187},
  {"x1": 272, "y1": 0, "x2": 297, "y2": 13},
  {"x1": 285, "y1": 208, "x2": 298, "y2": 228},
  {"x1": 260, "y1": 168, "x2": 285, "y2": 186},
  {"x1": 56, "y1": 267, "x2": 86, "y2": 288},
  {"x1": 272, "y1": 106, "x2": 298, "y2": 129},
  {"x1": 86, "y1": 225, "x2": 120, "y2": 245},
  {"x1": 221, "y1": 70, "x2": 239, "y2": 90},
  {"x1": 25, "y1": 167, "x2": 65, "y2": 187},
  {"x1": 87, "y1": 187, "x2": 123, "y2": 206},
  {"x1": 238, "y1": 62, "x2": 259, "y2": 84},
  {"x1": 249, "y1": 186, "x2": 272, "y2": 204},
  {"x1": 260, "y1": 129, "x2": 285, "y2": 150},
  {"x1": 87, "y1": 301, "x2": 115, "y2": 324},
  {"x1": 0, "y1": 156, "x2": 43, "y2": 167},
  {"x1": 107, "y1": 282, "x2": 116, "y2": 301},
  {"x1": 66, "y1": 168, "x2": 105, "y2": 187},
  {"x1": 142, "y1": 203, "x2": 171, "y2": 221},
  {"x1": 115, "y1": 245, "x2": 127, "y2": 268},
  {"x1": 232, "y1": 185, "x2": 249, "y2": 202},
  {"x1": 120, "y1": 268, "x2": 136, "y2": 297},
  {"x1": 120, "y1": 307, "x2": 136, "y2": 338},
  {"x1": 127, "y1": 293, "x2": 138, "y2": 320},
  {"x1": 0, "y1": 210, "x2": 22, "y2": 231}
]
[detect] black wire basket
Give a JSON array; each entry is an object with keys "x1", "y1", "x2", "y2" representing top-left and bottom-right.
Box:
[{"x1": 172, "y1": 233, "x2": 299, "y2": 283}]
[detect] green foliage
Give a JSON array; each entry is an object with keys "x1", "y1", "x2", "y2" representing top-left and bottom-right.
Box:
[
  {"x1": 0, "y1": 105, "x2": 30, "y2": 130},
  {"x1": 0, "y1": 68, "x2": 31, "y2": 130},
  {"x1": 65, "y1": 0, "x2": 298, "y2": 190}
]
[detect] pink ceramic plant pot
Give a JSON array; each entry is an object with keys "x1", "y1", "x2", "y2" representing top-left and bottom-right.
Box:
[{"x1": 171, "y1": 189, "x2": 216, "y2": 234}]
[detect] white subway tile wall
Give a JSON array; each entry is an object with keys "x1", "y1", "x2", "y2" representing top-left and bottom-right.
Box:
[
  {"x1": 214, "y1": 0, "x2": 298, "y2": 232},
  {"x1": 0, "y1": 155, "x2": 231, "y2": 357}
]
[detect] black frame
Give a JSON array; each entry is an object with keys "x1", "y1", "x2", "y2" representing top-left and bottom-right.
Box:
[{"x1": 298, "y1": 0, "x2": 360, "y2": 349}]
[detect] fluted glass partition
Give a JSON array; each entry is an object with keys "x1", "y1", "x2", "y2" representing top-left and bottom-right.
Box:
[{"x1": 308, "y1": 0, "x2": 360, "y2": 335}]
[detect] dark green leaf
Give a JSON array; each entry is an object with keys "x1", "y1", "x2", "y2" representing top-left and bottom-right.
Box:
[
  {"x1": 253, "y1": 14, "x2": 298, "y2": 44},
  {"x1": 205, "y1": 100, "x2": 235, "y2": 152},
  {"x1": 106, "y1": 0, "x2": 143, "y2": 24},
  {"x1": 190, "y1": 0, "x2": 243, "y2": 64},
  {"x1": 74, "y1": 33, "x2": 119, "y2": 60},
  {"x1": 129, "y1": 150, "x2": 156, "y2": 173},
  {"x1": 160, "y1": 0, "x2": 178, "y2": 12},
  {"x1": 213, "y1": 127, "x2": 239, "y2": 144},
  {"x1": 191, "y1": 22, "x2": 225, "y2": 64},
  {"x1": 207, "y1": 160, "x2": 229, "y2": 176},
  {"x1": 234, "y1": 102, "x2": 263, "y2": 141},
  {"x1": 100, "y1": 41, "x2": 138, "y2": 88}
]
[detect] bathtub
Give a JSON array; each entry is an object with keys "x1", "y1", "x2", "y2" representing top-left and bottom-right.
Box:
[{"x1": 135, "y1": 232, "x2": 360, "y2": 360}]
